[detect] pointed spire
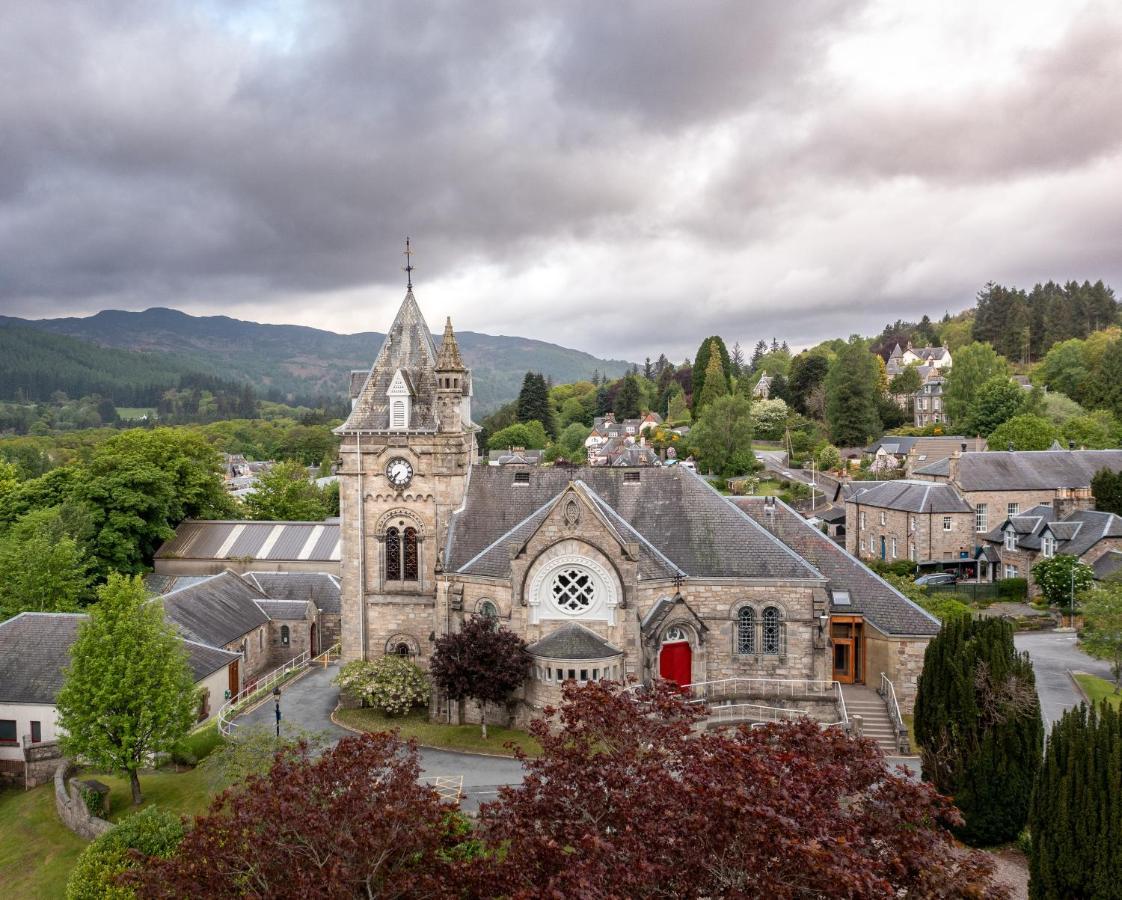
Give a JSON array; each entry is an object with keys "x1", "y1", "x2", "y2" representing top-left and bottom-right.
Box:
[
  {"x1": 436, "y1": 316, "x2": 465, "y2": 370},
  {"x1": 403, "y1": 237, "x2": 414, "y2": 291}
]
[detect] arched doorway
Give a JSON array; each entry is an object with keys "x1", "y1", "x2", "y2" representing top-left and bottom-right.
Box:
[{"x1": 658, "y1": 626, "x2": 692, "y2": 686}]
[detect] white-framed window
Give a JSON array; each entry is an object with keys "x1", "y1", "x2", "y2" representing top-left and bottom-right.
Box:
[
  {"x1": 550, "y1": 568, "x2": 596, "y2": 614},
  {"x1": 975, "y1": 504, "x2": 988, "y2": 533},
  {"x1": 529, "y1": 555, "x2": 619, "y2": 625},
  {"x1": 909, "y1": 543, "x2": 916, "y2": 561},
  {"x1": 879, "y1": 511, "x2": 886, "y2": 526},
  {"x1": 891, "y1": 537, "x2": 897, "y2": 558},
  {"x1": 1004, "y1": 564, "x2": 1018, "y2": 579},
  {"x1": 910, "y1": 515, "x2": 916, "y2": 532},
  {"x1": 943, "y1": 516, "x2": 952, "y2": 531},
  {"x1": 1007, "y1": 503, "x2": 1019, "y2": 518},
  {"x1": 1004, "y1": 530, "x2": 1017, "y2": 551},
  {"x1": 860, "y1": 538, "x2": 865, "y2": 553},
  {"x1": 1042, "y1": 535, "x2": 1055, "y2": 558},
  {"x1": 859, "y1": 511, "x2": 866, "y2": 530}
]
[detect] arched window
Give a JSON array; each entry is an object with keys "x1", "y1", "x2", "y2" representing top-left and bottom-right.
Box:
[
  {"x1": 390, "y1": 399, "x2": 408, "y2": 429},
  {"x1": 403, "y1": 527, "x2": 418, "y2": 581},
  {"x1": 280, "y1": 625, "x2": 290, "y2": 646},
  {"x1": 736, "y1": 607, "x2": 755, "y2": 655},
  {"x1": 479, "y1": 600, "x2": 498, "y2": 619},
  {"x1": 394, "y1": 642, "x2": 411, "y2": 658},
  {"x1": 762, "y1": 606, "x2": 783, "y2": 655},
  {"x1": 385, "y1": 527, "x2": 402, "y2": 581},
  {"x1": 663, "y1": 625, "x2": 688, "y2": 643}
]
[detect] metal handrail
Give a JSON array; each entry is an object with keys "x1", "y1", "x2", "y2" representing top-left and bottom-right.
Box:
[
  {"x1": 834, "y1": 681, "x2": 848, "y2": 729},
  {"x1": 218, "y1": 643, "x2": 340, "y2": 736},
  {"x1": 685, "y1": 677, "x2": 838, "y2": 703},
  {"x1": 877, "y1": 672, "x2": 909, "y2": 753}
]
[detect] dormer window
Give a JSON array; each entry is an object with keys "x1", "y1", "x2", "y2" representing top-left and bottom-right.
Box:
[
  {"x1": 387, "y1": 369, "x2": 412, "y2": 431},
  {"x1": 1041, "y1": 534, "x2": 1055, "y2": 558},
  {"x1": 1004, "y1": 529, "x2": 1017, "y2": 551}
]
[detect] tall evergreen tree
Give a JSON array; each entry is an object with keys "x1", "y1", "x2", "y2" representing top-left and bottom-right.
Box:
[
  {"x1": 823, "y1": 338, "x2": 882, "y2": 446},
  {"x1": 613, "y1": 375, "x2": 643, "y2": 420},
  {"x1": 750, "y1": 340, "x2": 767, "y2": 371},
  {"x1": 914, "y1": 617, "x2": 1044, "y2": 846},
  {"x1": 643, "y1": 357, "x2": 653, "y2": 380},
  {"x1": 1092, "y1": 467, "x2": 1122, "y2": 515},
  {"x1": 1029, "y1": 701, "x2": 1122, "y2": 899},
  {"x1": 516, "y1": 372, "x2": 557, "y2": 438},
  {"x1": 730, "y1": 342, "x2": 744, "y2": 376},
  {"x1": 788, "y1": 352, "x2": 830, "y2": 417},
  {"x1": 691, "y1": 337, "x2": 731, "y2": 419},
  {"x1": 695, "y1": 352, "x2": 730, "y2": 412}
]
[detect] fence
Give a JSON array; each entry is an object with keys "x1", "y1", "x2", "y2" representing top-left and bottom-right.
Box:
[
  {"x1": 925, "y1": 579, "x2": 1027, "y2": 603},
  {"x1": 218, "y1": 643, "x2": 340, "y2": 736}
]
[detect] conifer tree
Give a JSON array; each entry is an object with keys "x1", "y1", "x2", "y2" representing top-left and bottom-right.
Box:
[
  {"x1": 516, "y1": 372, "x2": 557, "y2": 438},
  {"x1": 695, "y1": 351, "x2": 730, "y2": 412},
  {"x1": 613, "y1": 374, "x2": 643, "y2": 420},
  {"x1": 914, "y1": 616, "x2": 1044, "y2": 846},
  {"x1": 691, "y1": 337, "x2": 731, "y2": 418}
]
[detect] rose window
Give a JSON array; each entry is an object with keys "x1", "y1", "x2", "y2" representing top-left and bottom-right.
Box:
[{"x1": 550, "y1": 568, "x2": 596, "y2": 613}]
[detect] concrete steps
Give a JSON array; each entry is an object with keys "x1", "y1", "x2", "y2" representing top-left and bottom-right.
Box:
[{"x1": 841, "y1": 684, "x2": 904, "y2": 755}]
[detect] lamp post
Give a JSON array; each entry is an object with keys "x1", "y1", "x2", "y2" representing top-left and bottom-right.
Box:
[{"x1": 273, "y1": 686, "x2": 282, "y2": 739}]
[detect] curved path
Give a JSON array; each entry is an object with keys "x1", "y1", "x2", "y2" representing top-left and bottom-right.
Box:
[
  {"x1": 234, "y1": 662, "x2": 524, "y2": 811},
  {"x1": 1014, "y1": 630, "x2": 1114, "y2": 732}
]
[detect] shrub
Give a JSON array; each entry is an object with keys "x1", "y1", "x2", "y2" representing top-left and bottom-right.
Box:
[
  {"x1": 171, "y1": 724, "x2": 223, "y2": 767},
  {"x1": 66, "y1": 806, "x2": 185, "y2": 900},
  {"x1": 870, "y1": 559, "x2": 918, "y2": 578},
  {"x1": 334, "y1": 656, "x2": 431, "y2": 716},
  {"x1": 997, "y1": 577, "x2": 1028, "y2": 601},
  {"x1": 1030, "y1": 555, "x2": 1094, "y2": 609}
]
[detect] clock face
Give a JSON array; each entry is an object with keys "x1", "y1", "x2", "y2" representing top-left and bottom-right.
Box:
[{"x1": 385, "y1": 457, "x2": 414, "y2": 489}]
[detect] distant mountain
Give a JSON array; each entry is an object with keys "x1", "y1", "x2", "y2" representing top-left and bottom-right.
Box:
[{"x1": 0, "y1": 308, "x2": 633, "y2": 413}]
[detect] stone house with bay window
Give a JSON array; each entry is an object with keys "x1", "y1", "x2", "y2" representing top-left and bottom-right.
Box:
[{"x1": 335, "y1": 283, "x2": 939, "y2": 724}]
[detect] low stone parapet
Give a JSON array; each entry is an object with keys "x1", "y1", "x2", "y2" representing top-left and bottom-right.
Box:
[{"x1": 53, "y1": 760, "x2": 113, "y2": 841}]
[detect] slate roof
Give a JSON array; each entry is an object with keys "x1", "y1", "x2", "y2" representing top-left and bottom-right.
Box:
[
  {"x1": 0, "y1": 613, "x2": 84, "y2": 704},
  {"x1": 338, "y1": 290, "x2": 440, "y2": 432},
  {"x1": 915, "y1": 450, "x2": 1122, "y2": 490},
  {"x1": 527, "y1": 624, "x2": 622, "y2": 660},
  {"x1": 1093, "y1": 550, "x2": 1122, "y2": 581},
  {"x1": 160, "y1": 572, "x2": 271, "y2": 647},
  {"x1": 242, "y1": 572, "x2": 341, "y2": 614},
  {"x1": 253, "y1": 599, "x2": 313, "y2": 620},
  {"x1": 734, "y1": 497, "x2": 940, "y2": 636},
  {"x1": 446, "y1": 466, "x2": 820, "y2": 581},
  {"x1": 155, "y1": 520, "x2": 340, "y2": 564},
  {"x1": 182, "y1": 640, "x2": 241, "y2": 680},
  {"x1": 144, "y1": 574, "x2": 216, "y2": 595},
  {"x1": 844, "y1": 480, "x2": 973, "y2": 514},
  {"x1": 982, "y1": 506, "x2": 1122, "y2": 557}
]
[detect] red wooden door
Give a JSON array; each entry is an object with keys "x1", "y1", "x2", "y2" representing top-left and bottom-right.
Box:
[{"x1": 659, "y1": 641, "x2": 692, "y2": 686}]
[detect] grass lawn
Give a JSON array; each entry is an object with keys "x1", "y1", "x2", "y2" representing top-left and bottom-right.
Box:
[
  {"x1": 1074, "y1": 672, "x2": 1122, "y2": 709},
  {"x1": 0, "y1": 785, "x2": 87, "y2": 900},
  {"x1": 336, "y1": 707, "x2": 542, "y2": 758},
  {"x1": 94, "y1": 764, "x2": 218, "y2": 822}
]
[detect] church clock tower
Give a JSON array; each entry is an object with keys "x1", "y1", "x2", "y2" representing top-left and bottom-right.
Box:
[{"x1": 335, "y1": 253, "x2": 474, "y2": 664}]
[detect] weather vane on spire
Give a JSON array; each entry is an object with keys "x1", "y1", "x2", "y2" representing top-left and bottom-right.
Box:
[{"x1": 403, "y1": 237, "x2": 414, "y2": 291}]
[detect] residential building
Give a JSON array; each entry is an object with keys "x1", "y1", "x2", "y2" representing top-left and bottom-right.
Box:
[
  {"x1": 863, "y1": 436, "x2": 987, "y2": 476},
  {"x1": 913, "y1": 378, "x2": 946, "y2": 428},
  {"x1": 488, "y1": 447, "x2": 545, "y2": 466},
  {"x1": 753, "y1": 373, "x2": 773, "y2": 399}
]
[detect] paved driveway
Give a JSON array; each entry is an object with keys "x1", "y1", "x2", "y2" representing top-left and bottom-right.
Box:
[
  {"x1": 234, "y1": 662, "x2": 524, "y2": 812},
  {"x1": 1014, "y1": 630, "x2": 1114, "y2": 731}
]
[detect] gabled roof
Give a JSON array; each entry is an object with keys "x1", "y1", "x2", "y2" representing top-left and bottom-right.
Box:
[
  {"x1": 160, "y1": 572, "x2": 271, "y2": 647},
  {"x1": 733, "y1": 497, "x2": 940, "y2": 636},
  {"x1": 1093, "y1": 550, "x2": 1122, "y2": 580},
  {"x1": 915, "y1": 450, "x2": 1122, "y2": 490},
  {"x1": 0, "y1": 612, "x2": 84, "y2": 704},
  {"x1": 526, "y1": 624, "x2": 621, "y2": 660},
  {"x1": 155, "y1": 520, "x2": 340, "y2": 564},
  {"x1": 844, "y1": 480, "x2": 973, "y2": 514},
  {"x1": 446, "y1": 467, "x2": 820, "y2": 582},
  {"x1": 338, "y1": 290, "x2": 440, "y2": 432},
  {"x1": 181, "y1": 640, "x2": 242, "y2": 681},
  {"x1": 242, "y1": 572, "x2": 341, "y2": 614},
  {"x1": 254, "y1": 599, "x2": 313, "y2": 620},
  {"x1": 983, "y1": 505, "x2": 1122, "y2": 558}
]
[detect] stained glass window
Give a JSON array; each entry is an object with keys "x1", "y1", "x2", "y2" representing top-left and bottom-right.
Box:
[
  {"x1": 385, "y1": 527, "x2": 401, "y2": 581},
  {"x1": 736, "y1": 607, "x2": 755, "y2": 655},
  {"x1": 762, "y1": 606, "x2": 781, "y2": 655},
  {"x1": 403, "y1": 527, "x2": 419, "y2": 581}
]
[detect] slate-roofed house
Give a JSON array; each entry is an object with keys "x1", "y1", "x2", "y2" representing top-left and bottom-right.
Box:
[
  {"x1": 735, "y1": 496, "x2": 938, "y2": 710},
  {"x1": 977, "y1": 502, "x2": 1122, "y2": 593},
  {"x1": 863, "y1": 436, "x2": 987, "y2": 475},
  {"x1": 154, "y1": 519, "x2": 341, "y2": 576},
  {"x1": 0, "y1": 612, "x2": 239, "y2": 784},
  {"x1": 335, "y1": 279, "x2": 939, "y2": 730},
  {"x1": 242, "y1": 571, "x2": 342, "y2": 650},
  {"x1": 488, "y1": 448, "x2": 545, "y2": 466}
]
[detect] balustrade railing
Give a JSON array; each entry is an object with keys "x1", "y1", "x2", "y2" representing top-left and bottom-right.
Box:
[{"x1": 877, "y1": 672, "x2": 909, "y2": 754}]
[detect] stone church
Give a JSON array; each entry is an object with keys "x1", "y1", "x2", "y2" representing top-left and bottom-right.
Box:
[{"x1": 336, "y1": 286, "x2": 939, "y2": 725}]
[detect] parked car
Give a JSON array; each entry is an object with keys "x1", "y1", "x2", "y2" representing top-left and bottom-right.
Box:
[{"x1": 914, "y1": 573, "x2": 958, "y2": 586}]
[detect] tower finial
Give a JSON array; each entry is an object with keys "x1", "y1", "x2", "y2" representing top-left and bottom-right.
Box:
[{"x1": 403, "y1": 237, "x2": 414, "y2": 291}]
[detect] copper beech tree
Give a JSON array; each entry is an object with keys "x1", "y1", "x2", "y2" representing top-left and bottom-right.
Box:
[
  {"x1": 470, "y1": 681, "x2": 1010, "y2": 900},
  {"x1": 125, "y1": 732, "x2": 462, "y2": 899}
]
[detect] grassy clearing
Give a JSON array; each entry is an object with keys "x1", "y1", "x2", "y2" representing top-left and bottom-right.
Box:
[
  {"x1": 0, "y1": 785, "x2": 88, "y2": 899},
  {"x1": 336, "y1": 707, "x2": 542, "y2": 758},
  {"x1": 94, "y1": 765, "x2": 218, "y2": 823},
  {"x1": 1074, "y1": 673, "x2": 1122, "y2": 709}
]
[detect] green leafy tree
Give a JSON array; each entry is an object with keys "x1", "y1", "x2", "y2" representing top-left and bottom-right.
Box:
[
  {"x1": 987, "y1": 414, "x2": 1059, "y2": 451},
  {"x1": 787, "y1": 352, "x2": 830, "y2": 417},
  {"x1": 690, "y1": 393, "x2": 754, "y2": 477},
  {"x1": 56, "y1": 575, "x2": 199, "y2": 805},
  {"x1": 244, "y1": 460, "x2": 332, "y2": 521},
  {"x1": 914, "y1": 616, "x2": 1044, "y2": 846},
  {"x1": 613, "y1": 374, "x2": 644, "y2": 419},
  {"x1": 750, "y1": 398, "x2": 788, "y2": 441},
  {"x1": 198, "y1": 723, "x2": 333, "y2": 793},
  {"x1": 516, "y1": 372, "x2": 557, "y2": 438},
  {"x1": 666, "y1": 385, "x2": 691, "y2": 425},
  {"x1": 1028, "y1": 702, "x2": 1122, "y2": 899},
  {"x1": 824, "y1": 337, "x2": 882, "y2": 446},
  {"x1": 1079, "y1": 583, "x2": 1122, "y2": 689},
  {"x1": 73, "y1": 429, "x2": 235, "y2": 576},
  {"x1": 0, "y1": 506, "x2": 93, "y2": 620},
  {"x1": 1062, "y1": 411, "x2": 1120, "y2": 449},
  {"x1": 943, "y1": 342, "x2": 1010, "y2": 425},
  {"x1": 1037, "y1": 338, "x2": 1091, "y2": 401},
  {"x1": 695, "y1": 350, "x2": 730, "y2": 412},
  {"x1": 66, "y1": 806, "x2": 185, "y2": 900},
  {"x1": 1030, "y1": 555, "x2": 1094, "y2": 611},
  {"x1": 961, "y1": 375, "x2": 1026, "y2": 436},
  {"x1": 1092, "y1": 467, "x2": 1122, "y2": 515},
  {"x1": 816, "y1": 444, "x2": 842, "y2": 473},
  {"x1": 1087, "y1": 336, "x2": 1122, "y2": 418},
  {"x1": 487, "y1": 421, "x2": 549, "y2": 451},
  {"x1": 888, "y1": 364, "x2": 923, "y2": 397},
  {"x1": 691, "y1": 336, "x2": 731, "y2": 418}
]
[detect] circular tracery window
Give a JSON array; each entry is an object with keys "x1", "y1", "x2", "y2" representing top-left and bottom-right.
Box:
[{"x1": 550, "y1": 567, "x2": 596, "y2": 613}]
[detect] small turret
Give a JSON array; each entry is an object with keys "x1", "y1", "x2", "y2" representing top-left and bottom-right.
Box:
[{"x1": 435, "y1": 317, "x2": 467, "y2": 433}]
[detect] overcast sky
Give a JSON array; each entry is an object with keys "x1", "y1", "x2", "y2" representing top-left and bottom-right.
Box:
[{"x1": 2, "y1": 1, "x2": 1120, "y2": 361}]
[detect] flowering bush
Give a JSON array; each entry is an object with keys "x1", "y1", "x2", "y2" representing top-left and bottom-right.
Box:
[{"x1": 334, "y1": 656, "x2": 431, "y2": 716}]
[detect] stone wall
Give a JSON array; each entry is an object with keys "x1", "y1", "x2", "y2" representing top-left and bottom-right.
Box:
[
  {"x1": 864, "y1": 627, "x2": 928, "y2": 713},
  {"x1": 54, "y1": 761, "x2": 113, "y2": 841}
]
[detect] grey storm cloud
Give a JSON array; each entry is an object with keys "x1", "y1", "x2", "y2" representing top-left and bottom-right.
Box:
[{"x1": 0, "y1": 0, "x2": 1120, "y2": 359}]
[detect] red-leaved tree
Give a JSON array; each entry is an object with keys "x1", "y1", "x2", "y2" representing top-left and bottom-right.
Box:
[
  {"x1": 470, "y1": 680, "x2": 1010, "y2": 900},
  {"x1": 124, "y1": 732, "x2": 459, "y2": 899},
  {"x1": 430, "y1": 614, "x2": 531, "y2": 738}
]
